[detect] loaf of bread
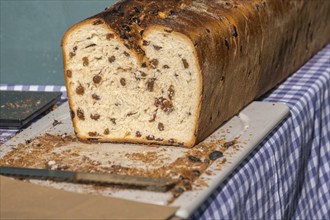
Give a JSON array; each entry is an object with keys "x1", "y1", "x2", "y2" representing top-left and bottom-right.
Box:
[{"x1": 62, "y1": 0, "x2": 329, "y2": 147}]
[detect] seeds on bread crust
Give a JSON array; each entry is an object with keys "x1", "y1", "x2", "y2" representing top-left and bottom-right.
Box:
[
  {"x1": 164, "y1": 29, "x2": 173, "y2": 33},
  {"x1": 142, "y1": 40, "x2": 150, "y2": 46},
  {"x1": 93, "y1": 19, "x2": 104, "y2": 25},
  {"x1": 231, "y1": 25, "x2": 238, "y2": 37},
  {"x1": 224, "y1": 38, "x2": 230, "y2": 49}
]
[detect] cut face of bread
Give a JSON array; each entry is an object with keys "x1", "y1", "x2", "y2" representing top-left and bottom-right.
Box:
[{"x1": 62, "y1": 20, "x2": 201, "y2": 147}]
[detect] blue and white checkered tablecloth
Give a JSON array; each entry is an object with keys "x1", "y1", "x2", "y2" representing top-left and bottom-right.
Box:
[
  {"x1": 1, "y1": 44, "x2": 329, "y2": 219},
  {"x1": 191, "y1": 44, "x2": 330, "y2": 220}
]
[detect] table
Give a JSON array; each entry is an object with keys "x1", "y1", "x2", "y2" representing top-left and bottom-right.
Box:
[{"x1": 1, "y1": 44, "x2": 329, "y2": 219}]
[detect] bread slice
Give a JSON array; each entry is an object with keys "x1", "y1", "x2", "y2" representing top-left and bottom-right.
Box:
[
  {"x1": 62, "y1": 0, "x2": 330, "y2": 147},
  {"x1": 62, "y1": 22, "x2": 200, "y2": 146}
]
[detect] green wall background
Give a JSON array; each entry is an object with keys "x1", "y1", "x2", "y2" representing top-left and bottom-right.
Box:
[{"x1": 0, "y1": 0, "x2": 117, "y2": 85}]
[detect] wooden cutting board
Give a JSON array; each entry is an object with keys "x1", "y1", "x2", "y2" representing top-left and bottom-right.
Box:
[{"x1": 0, "y1": 101, "x2": 289, "y2": 219}]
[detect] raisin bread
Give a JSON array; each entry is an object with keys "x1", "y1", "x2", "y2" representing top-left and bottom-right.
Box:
[{"x1": 62, "y1": 0, "x2": 330, "y2": 147}]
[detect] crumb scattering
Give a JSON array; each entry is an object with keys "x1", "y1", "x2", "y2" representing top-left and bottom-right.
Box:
[{"x1": 0, "y1": 133, "x2": 240, "y2": 198}]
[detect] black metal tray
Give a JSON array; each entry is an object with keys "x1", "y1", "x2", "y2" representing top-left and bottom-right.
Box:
[{"x1": 0, "y1": 91, "x2": 62, "y2": 128}]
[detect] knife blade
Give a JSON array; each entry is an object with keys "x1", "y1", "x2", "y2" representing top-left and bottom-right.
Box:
[{"x1": 0, "y1": 166, "x2": 177, "y2": 192}]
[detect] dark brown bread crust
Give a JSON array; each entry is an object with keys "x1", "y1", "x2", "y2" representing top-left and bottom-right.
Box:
[
  {"x1": 68, "y1": 0, "x2": 330, "y2": 145},
  {"x1": 92, "y1": 0, "x2": 193, "y2": 57}
]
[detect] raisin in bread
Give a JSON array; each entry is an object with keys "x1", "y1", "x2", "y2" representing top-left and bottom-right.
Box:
[{"x1": 62, "y1": 0, "x2": 330, "y2": 147}]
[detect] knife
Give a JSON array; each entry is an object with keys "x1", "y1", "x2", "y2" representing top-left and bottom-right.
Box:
[{"x1": 0, "y1": 166, "x2": 177, "y2": 192}]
